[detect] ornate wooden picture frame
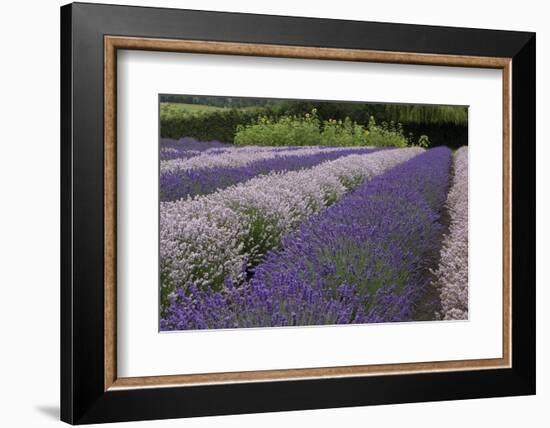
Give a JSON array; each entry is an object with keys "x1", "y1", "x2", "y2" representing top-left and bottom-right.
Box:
[{"x1": 61, "y1": 2, "x2": 535, "y2": 424}]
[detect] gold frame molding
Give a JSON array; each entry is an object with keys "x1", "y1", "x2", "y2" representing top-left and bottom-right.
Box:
[{"x1": 104, "y1": 35, "x2": 512, "y2": 391}]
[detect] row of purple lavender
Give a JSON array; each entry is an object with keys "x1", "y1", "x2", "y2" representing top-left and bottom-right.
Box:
[{"x1": 160, "y1": 147, "x2": 454, "y2": 330}]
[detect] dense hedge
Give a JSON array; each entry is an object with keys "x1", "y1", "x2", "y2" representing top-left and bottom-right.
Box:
[
  {"x1": 383, "y1": 104, "x2": 468, "y2": 126},
  {"x1": 160, "y1": 101, "x2": 468, "y2": 148},
  {"x1": 160, "y1": 95, "x2": 274, "y2": 109},
  {"x1": 161, "y1": 107, "x2": 274, "y2": 142},
  {"x1": 271, "y1": 101, "x2": 468, "y2": 127}
]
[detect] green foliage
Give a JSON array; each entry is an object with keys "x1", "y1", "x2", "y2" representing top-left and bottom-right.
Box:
[
  {"x1": 383, "y1": 104, "x2": 468, "y2": 126},
  {"x1": 161, "y1": 96, "x2": 467, "y2": 127},
  {"x1": 234, "y1": 110, "x2": 321, "y2": 146},
  {"x1": 160, "y1": 105, "x2": 272, "y2": 142},
  {"x1": 238, "y1": 207, "x2": 283, "y2": 268},
  {"x1": 159, "y1": 96, "x2": 467, "y2": 148},
  {"x1": 401, "y1": 122, "x2": 467, "y2": 149},
  {"x1": 160, "y1": 102, "x2": 223, "y2": 115},
  {"x1": 320, "y1": 118, "x2": 369, "y2": 147},
  {"x1": 363, "y1": 116, "x2": 408, "y2": 148},
  {"x1": 274, "y1": 100, "x2": 374, "y2": 124},
  {"x1": 234, "y1": 111, "x2": 408, "y2": 148},
  {"x1": 159, "y1": 95, "x2": 276, "y2": 109},
  {"x1": 274, "y1": 100, "x2": 467, "y2": 126},
  {"x1": 417, "y1": 135, "x2": 431, "y2": 148}
]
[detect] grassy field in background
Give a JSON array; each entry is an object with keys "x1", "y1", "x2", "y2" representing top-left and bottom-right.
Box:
[{"x1": 161, "y1": 102, "x2": 225, "y2": 115}]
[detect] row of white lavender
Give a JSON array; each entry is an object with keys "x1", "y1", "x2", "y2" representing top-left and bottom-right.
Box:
[
  {"x1": 160, "y1": 145, "x2": 374, "y2": 173},
  {"x1": 432, "y1": 146, "x2": 468, "y2": 320},
  {"x1": 160, "y1": 147, "x2": 424, "y2": 303}
]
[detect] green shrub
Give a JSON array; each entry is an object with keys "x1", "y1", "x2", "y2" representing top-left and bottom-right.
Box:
[
  {"x1": 417, "y1": 134, "x2": 431, "y2": 148},
  {"x1": 320, "y1": 117, "x2": 369, "y2": 146},
  {"x1": 234, "y1": 110, "x2": 321, "y2": 146},
  {"x1": 363, "y1": 116, "x2": 408, "y2": 148},
  {"x1": 234, "y1": 111, "x2": 410, "y2": 148},
  {"x1": 160, "y1": 106, "x2": 274, "y2": 142}
]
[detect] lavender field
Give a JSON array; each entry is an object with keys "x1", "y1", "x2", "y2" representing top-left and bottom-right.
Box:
[{"x1": 159, "y1": 137, "x2": 469, "y2": 331}]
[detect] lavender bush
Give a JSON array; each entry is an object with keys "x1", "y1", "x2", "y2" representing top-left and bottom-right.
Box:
[
  {"x1": 160, "y1": 147, "x2": 380, "y2": 201},
  {"x1": 160, "y1": 277, "x2": 368, "y2": 330},
  {"x1": 161, "y1": 147, "x2": 451, "y2": 330},
  {"x1": 432, "y1": 146, "x2": 468, "y2": 320},
  {"x1": 160, "y1": 148, "x2": 422, "y2": 306},
  {"x1": 159, "y1": 137, "x2": 230, "y2": 160},
  {"x1": 160, "y1": 145, "x2": 374, "y2": 173}
]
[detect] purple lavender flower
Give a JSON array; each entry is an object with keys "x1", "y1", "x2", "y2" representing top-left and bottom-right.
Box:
[
  {"x1": 160, "y1": 275, "x2": 368, "y2": 330},
  {"x1": 159, "y1": 148, "x2": 420, "y2": 301},
  {"x1": 159, "y1": 137, "x2": 230, "y2": 160},
  {"x1": 249, "y1": 146, "x2": 451, "y2": 323},
  {"x1": 161, "y1": 147, "x2": 452, "y2": 330}
]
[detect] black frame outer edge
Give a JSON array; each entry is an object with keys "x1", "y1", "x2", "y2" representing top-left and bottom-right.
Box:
[
  {"x1": 60, "y1": 4, "x2": 74, "y2": 425},
  {"x1": 60, "y1": 2, "x2": 536, "y2": 424},
  {"x1": 510, "y1": 35, "x2": 536, "y2": 392}
]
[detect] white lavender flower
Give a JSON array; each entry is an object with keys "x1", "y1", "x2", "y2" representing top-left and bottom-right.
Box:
[
  {"x1": 160, "y1": 147, "x2": 423, "y2": 301},
  {"x1": 432, "y1": 146, "x2": 468, "y2": 320},
  {"x1": 160, "y1": 145, "x2": 375, "y2": 173}
]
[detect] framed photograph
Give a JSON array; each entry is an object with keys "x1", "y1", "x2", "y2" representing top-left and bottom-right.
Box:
[{"x1": 60, "y1": 2, "x2": 535, "y2": 424}]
